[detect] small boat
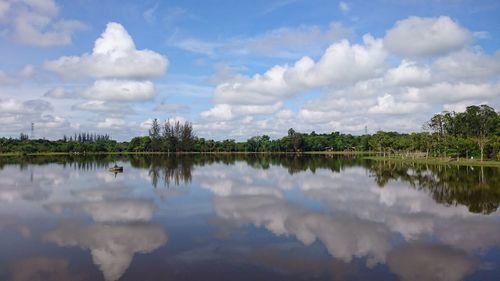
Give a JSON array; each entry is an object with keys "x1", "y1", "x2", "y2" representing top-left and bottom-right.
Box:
[{"x1": 109, "y1": 165, "x2": 123, "y2": 172}]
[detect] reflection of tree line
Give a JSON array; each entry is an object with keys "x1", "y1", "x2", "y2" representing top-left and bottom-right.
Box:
[
  {"x1": 128, "y1": 154, "x2": 368, "y2": 187},
  {"x1": 368, "y1": 160, "x2": 500, "y2": 214},
  {"x1": 130, "y1": 155, "x2": 194, "y2": 187},
  {"x1": 0, "y1": 154, "x2": 118, "y2": 171}
]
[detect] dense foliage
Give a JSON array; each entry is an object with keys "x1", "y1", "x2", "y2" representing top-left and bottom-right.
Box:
[{"x1": 1, "y1": 105, "x2": 499, "y2": 160}]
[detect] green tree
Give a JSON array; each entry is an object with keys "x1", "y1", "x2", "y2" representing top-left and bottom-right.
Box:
[{"x1": 149, "y1": 118, "x2": 162, "y2": 151}]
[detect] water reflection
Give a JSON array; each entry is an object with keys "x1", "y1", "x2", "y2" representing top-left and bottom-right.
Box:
[
  {"x1": 0, "y1": 155, "x2": 498, "y2": 280},
  {"x1": 196, "y1": 160, "x2": 499, "y2": 280},
  {"x1": 44, "y1": 223, "x2": 167, "y2": 281},
  {"x1": 126, "y1": 155, "x2": 500, "y2": 214},
  {"x1": 369, "y1": 161, "x2": 500, "y2": 214},
  {"x1": 42, "y1": 186, "x2": 167, "y2": 281}
]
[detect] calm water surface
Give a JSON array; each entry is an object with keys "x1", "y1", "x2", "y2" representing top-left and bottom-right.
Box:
[{"x1": 0, "y1": 155, "x2": 499, "y2": 281}]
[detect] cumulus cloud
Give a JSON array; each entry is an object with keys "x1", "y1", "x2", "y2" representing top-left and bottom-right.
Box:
[
  {"x1": 72, "y1": 100, "x2": 133, "y2": 113},
  {"x1": 44, "y1": 223, "x2": 167, "y2": 281},
  {"x1": 384, "y1": 16, "x2": 473, "y2": 58},
  {"x1": 81, "y1": 80, "x2": 155, "y2": 101},
  {"x1": 433, "y1": 49, "x2": 500, "y2": 82},
  {"x1": 201, "y1": 102, "x2": 283, "y2": 121},
  {"x1": 194, "y1": 43, "x2": 385, "y2": 129},
  {"x1": 44, "y1": 22, "x2": 168, "y2": 80},
  {"x1": 42, "y1": 21, "x2": 167, "y2": 117},
  {"x1": 384, "y1": 60, "x2": 431, "y2": 86},
  {"x1": 208, "y1": 34, "x2": 385, "y2": 111},
  {"x1": 368, "y1": 94, "x2": 428, "y2": 114},
  {"x1": 97, "y1": 118, "x2": 126, "y2": 129},
  {"x1": 196, "y1": 14, "x2": 500, "y2": 138},
  {"x1": 405, "y1": 82, "x2": 500, "y2": 103},
  {"x1": 44, "y1": 86, "x2": 70, "y2": 99},
  {"x1": 0, "y1": 0, "x2": 85, "y2": 46}
]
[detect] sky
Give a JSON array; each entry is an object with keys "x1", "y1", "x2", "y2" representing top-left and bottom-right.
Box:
[{"x1": 0, "y1": 0, "x2": 499, "y2": 141}]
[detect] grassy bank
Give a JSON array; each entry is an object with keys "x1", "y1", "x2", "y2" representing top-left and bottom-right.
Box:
[{"x1": 364, "y1": 156, "x2": 500, "y2": 167}]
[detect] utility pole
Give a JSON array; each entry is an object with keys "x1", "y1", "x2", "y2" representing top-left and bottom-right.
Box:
[
  {"x1": 31, "y1": 122, "x2": 34, "y2": 139},
  {"x1": 364, "y1": 125, "x2": 368, "y2": 135}
]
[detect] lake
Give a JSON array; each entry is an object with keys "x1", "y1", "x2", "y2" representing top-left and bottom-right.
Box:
[{"x1": 0, "y1": 154, "x2": 499, "y2": 281}]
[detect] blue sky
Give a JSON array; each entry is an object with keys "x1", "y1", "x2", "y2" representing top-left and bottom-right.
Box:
[{"x1": 0, "y1": 0, "x2": 499, "y2": 140}]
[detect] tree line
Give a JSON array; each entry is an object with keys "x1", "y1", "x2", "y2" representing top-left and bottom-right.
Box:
[{"x1": 1, "y1": 105, "x2": 499, "y2": 160}]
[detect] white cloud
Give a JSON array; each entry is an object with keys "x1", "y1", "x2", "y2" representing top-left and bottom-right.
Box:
[
  {"x1": 298, "y1": 108, "x2": 342, "y2": 124},
  {"x1": 212, "y1": 35, "x2": 385, "y2": 106},
  {"x1": 0, "y1": 98, "x2": 51, "y2": 114},
  {"x1": 44, "y1": 22, "x2": 168, "y2": 80},
  {"x1": 200, "y1": 104, "x2": 234, "y2": 121},
  {"x1": 442, "y1": 100, "x2": 488, "y2": 112},
  {"x1": 170, "y1": 38, "x2": 219, "y2": 56},
  {"x1": 97, "y1": 118, "x2": 125, "y2": 129},
  {"x1": 72, "y1": 100, "x2": 133, "y2": 113},
  {"x1": 276, "y1": 109, "x2": 294, "y2": 120},
  {"x1": 0, "y1": 97, "x2": 78, "y2": 137},
  {"x1": 339, "y1": 2, "x2": 349, "y2": 14},
  {"x1": 143, "y1": 2, "x2": 159, "y2": 24},
  {"x1": 0, "y1": 0, "x2": 85, "y2": 46},
  {"x1": 44, "y1": 86, "x2": 69, "y2": 98},
  {"x1": 369, "y1": 94, "x2": 428, "y2": 114},
  {"x1": 37, "y1": 114, "x2": 69, "y2": 129},
  {"x1": 169, "y1": 21, "x2": 352, "y2": 59},
  {"x1": 433, "y1": 49, "x2": 500, "y2": 82},
  {"x1": 82, "y1": 80, "x2": 155, "y2": 101},
  {"x1": 384, "y1": 16, "x2": 473, "y2": 58},
  {"x1": 405, "y1": 82, "x2": 500, "y2": 103},
  {"x1": 201, "y1": 102, "x2": 283, "y2": 121},
  {"x1": 385, "y1": 60, "x2": 431, "y2": 86}
]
